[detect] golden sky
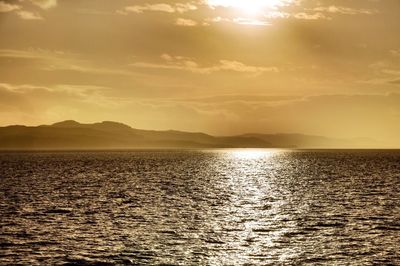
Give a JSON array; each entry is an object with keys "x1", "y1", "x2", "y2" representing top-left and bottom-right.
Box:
[{"x1": 0, "y1": 0, "x2": 400, "y2": 146}]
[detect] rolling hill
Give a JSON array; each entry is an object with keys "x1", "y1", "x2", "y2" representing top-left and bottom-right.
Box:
[{"x1": 0, "y1": 120, "x2": 375, "y2": 149}]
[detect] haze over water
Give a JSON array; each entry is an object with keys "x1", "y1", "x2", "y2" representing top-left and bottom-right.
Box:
[{"x1": 1, "y1": 149, "x2": 399, "y2": 265}]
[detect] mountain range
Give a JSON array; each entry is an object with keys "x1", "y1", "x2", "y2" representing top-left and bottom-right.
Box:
[{"x1": 0, "y1": 120, "x2": 377, "y2": 150}]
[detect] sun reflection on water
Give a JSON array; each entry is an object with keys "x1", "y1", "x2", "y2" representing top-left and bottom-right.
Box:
[
  {"x1": 229, "y1": 149, "x2": 280, "y2": 160},
  {"x1": 204, "y1": 148, "x2": 298, "y2": 264}
]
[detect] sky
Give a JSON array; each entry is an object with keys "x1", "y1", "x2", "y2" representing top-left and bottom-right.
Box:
[{"x1": 0, "y1": 0, "x2": 399, "y2": 146}]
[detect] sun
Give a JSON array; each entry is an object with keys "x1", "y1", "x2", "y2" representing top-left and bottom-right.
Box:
[{"x1": 206, "y1": 0, "x2": 290, "y2": 15}]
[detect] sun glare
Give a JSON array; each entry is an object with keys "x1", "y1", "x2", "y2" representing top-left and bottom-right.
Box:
[
  {"x1": 206, "y1": 0, "x2": 291, "y2": 15},
  {"x1": 230, "y1": 149, "x2": 277, "y2": 160}
]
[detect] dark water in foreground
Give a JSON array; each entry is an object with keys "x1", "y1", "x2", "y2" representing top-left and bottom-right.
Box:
[{"x1": 0, "y1": 150, "x2": 399, "y2": 265}]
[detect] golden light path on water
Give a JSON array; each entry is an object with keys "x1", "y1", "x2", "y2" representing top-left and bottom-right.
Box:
[
  {"x1": 229, "y1": 149, "x2": 278, "y2": 160},
  {"x1": 204, "y1": 149, "x2": 301, "y2": 264}
]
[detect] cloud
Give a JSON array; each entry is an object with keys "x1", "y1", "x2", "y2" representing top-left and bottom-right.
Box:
[
  {"x1": 131, "y1": 54, "x2": 278, "y2": 75},
  {"x1": 203, "y1": 2, "x2": 378, "y2": 26},
  {"x1": 16, "y1": 10, "x2": 43, "y2": 20},
  {"x1": 165, "y1": 94, "x2": 300, "y2": 104},
  {"x1": 123, "y1": 3, "x2": 175, "y2": 14},
  {"x1": 0, "y1": 1, "x2": 21, "y2": 12},
  {"x1": 207, "y1": 12, "x2": 330, "y2": 24},
  {"x1": 0, "y1": 49, "x2": 64, "y2": 60},
  {"x1": 29, "y1": 0, "x2": 57, "y2": 9},
  {"x1": 0, "y1": 49, "x2": 138, "y2": 77},
  {"x1": 118, "y1": 2, "x2": 197, "y2": 15},
  {"x1": 293, "y1": 12, "x2": 330, "y2": 20},
  {"x1": 203, "y1": 15, "x2": 289, "y2": 26},
  {"x1": 232, "y1": 17, "x2": 271, "y2": 26},
  {"x1": 0, "y1": 83, "x2": 115, "y2": 110},
  {"x1": 175, "y1": 18, "x2": 198, "y2": 26},
  {"x1": 216, "y1": 60, "x2": 278, "y2": 74},
  {"x1": 204, "y1": 0, "x2": 294, "y2": 10},
  {"x1": 312, "y1": 6, "x2": 377, "y2": 15},
  {"x1": 0, "y1": 1, "x2": 42, "y2": 21}
]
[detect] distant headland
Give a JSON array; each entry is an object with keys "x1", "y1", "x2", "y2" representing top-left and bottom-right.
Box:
[{"x1": 0, "y1": 120, "x2": 377, "y2": 150}]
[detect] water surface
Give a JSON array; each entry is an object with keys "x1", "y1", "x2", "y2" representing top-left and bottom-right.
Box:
[{"x1": 0, "y1": 150, "x2": 399, "y2": 265}]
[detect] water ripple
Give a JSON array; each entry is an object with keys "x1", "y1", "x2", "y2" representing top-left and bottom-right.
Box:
[{"x1": 0, "y1": 149, "x2": 399, "y2": 265}]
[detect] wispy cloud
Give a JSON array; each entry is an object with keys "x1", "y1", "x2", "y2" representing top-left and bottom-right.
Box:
[
  {"x1": 0, "y1": 82, "x2": 116, "y2": 108},
  {"x1": 29, "y1": 0, "x2": 57, "y2": 10},
  {"x1": 204, "y1": 16, "x2": 271, "y2": 26},
  {"x1": 16, "y1": 10, "x2": 43, "y2": 20},
  {"x1": 289, "y1": 5, "x2": 377, "y2": 21},
  {"x1": 293, "y1": 12, "x2": 329, "y2": 20},
  {"x1": 0, "y1": 1, "x2": 21, "y2": 12},
  {"x1": 0, "y1": 49, "x2": 62, "y2": 59},
  {"x1": 175, "y1": 18, "x2": 198, "y2": 26},
  {"x1": 131, "y1": 54, "x2": 278, "y2": 75},
  {"x1": 0, "y1": 0, "x2": 49, "y2": 20},
  {"x1": 312, "y1": 6, "x2": 377, "y2": 15},
  {"x1": 0, "y1": 49, "x2": 132, "y2": 76},
  {"x1": 118, "y1": 2, "x2": 197, "y2": 15}
]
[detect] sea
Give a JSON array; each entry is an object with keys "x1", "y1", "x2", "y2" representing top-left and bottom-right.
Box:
[{"x1": 0, "y1": 149, "x2": 399, "y2": 265}]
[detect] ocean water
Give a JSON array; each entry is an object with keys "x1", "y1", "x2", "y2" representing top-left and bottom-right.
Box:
[{"x1": 0, "y1": 150, "x2": 399, "y2": 265}]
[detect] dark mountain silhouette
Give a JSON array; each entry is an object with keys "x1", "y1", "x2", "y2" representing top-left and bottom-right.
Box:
[{"x1": 0, "y1": 120, "x2": 375, "y2": 150}]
